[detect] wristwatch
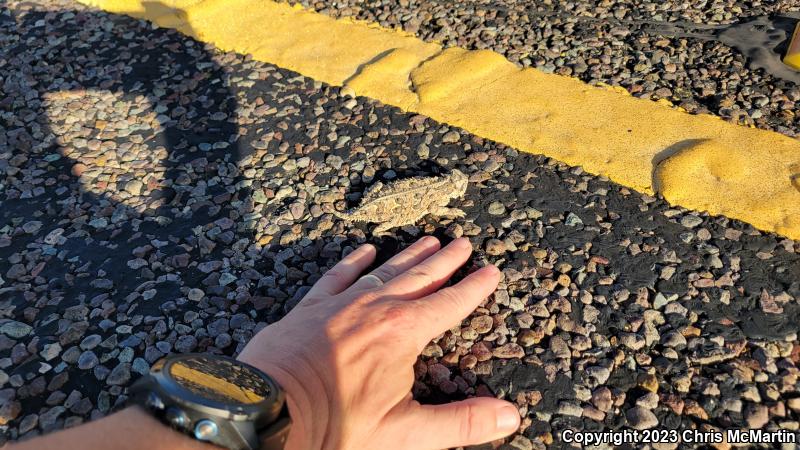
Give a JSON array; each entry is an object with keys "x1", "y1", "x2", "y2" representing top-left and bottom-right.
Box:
[{"x1": 129, "y1": 353, "x2": 291, "y2": 450}]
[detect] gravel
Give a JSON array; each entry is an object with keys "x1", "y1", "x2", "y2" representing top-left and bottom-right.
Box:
[
  {"x1": 2, "y1": 0, "x2": 800, "y2": 447},
  {"x1": 0, "y1": 322, "x2": 32, "y2": 339},
  {"x1": 626, "y1": 406, "x2": 660, "y2": 429}
]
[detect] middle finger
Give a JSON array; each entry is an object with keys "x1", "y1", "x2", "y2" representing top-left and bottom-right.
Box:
[
  {"x1": 381, "y1": 237, "x2": 473, "y2": 299},
  {"x1": 347, "y1": 236, "x2": 441, "y2": 291}
]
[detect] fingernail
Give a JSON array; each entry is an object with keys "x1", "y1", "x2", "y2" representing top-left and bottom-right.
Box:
[
  {"x1": 452, "y1": 237, "x2": 471, "y2": 248},
  {"x1": 481, "y1": 264, "x2": 500, "y2": 278},
  {"x1": 495, "y1": 405, "x2": 520, "y2": 432},
  {"x1": 419, "y1": 235, "x2": 437, "y2": 245}
]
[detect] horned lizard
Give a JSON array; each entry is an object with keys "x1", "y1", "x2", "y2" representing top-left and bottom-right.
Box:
[{"x1": 331, "y1": 170, "x2": 469, "y2": 235}]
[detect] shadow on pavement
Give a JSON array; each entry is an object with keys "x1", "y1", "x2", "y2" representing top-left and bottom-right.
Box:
[{"x1": 2, "y1": 1, "x2": 247, "y2": 300}]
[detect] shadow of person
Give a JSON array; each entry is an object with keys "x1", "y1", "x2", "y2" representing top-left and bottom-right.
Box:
[
  {"x1": 1, "y1": 0, "x2": 275, "y2": 377},
  {"x1": 2, "y1": 0, "x2": 249, "y2": 288},
  {"x1": 0, "y1": 0, "x2": 267, "y2": 424}
]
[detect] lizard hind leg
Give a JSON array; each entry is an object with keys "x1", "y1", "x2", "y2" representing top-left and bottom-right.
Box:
[{"x1": 431, "y1": 206, "x2": 466, "y2": 218}]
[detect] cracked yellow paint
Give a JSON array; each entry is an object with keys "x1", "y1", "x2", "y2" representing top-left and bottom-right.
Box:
[{"x1": 77, "y1": 0, "x2": 800, "y2": 240}]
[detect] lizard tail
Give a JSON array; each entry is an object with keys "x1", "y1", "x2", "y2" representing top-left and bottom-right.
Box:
[{"x1": 330, "y1": 209, "x2": 352, "y2": 221}]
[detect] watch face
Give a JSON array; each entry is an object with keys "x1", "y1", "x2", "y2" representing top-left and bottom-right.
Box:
[{"x1": 166, "y1": 355, "x2": 272, "y2": 406}]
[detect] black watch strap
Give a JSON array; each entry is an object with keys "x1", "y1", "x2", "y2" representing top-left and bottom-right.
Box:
[{"x1": 259, "y1": 414, "x2": 292, "y2": 449}]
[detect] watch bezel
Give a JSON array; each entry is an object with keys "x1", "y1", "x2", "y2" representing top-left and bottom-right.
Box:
[{"x1": 152, "y1": 353, "x2": 284, "y2": 423}]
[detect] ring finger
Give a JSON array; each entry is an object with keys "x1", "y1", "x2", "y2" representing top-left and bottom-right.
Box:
[{"x1": 347, "y1": 236, "x2": 441, "y2": 291}]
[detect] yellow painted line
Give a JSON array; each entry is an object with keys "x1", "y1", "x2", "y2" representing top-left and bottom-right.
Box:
[
  {"x1": 77, "y1": 0, "x2": 800, "y2": 240},
  {"x1": 784, "y1": 23, "x2": 800, "y2": 71}
]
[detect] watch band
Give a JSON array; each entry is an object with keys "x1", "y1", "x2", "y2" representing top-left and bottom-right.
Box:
[
  {"x1": 259, "y1": 414, "x2": 292, "y2": 449},
  {"x1": 129, "y1": 354, "x2": 290, "y2": 450}
]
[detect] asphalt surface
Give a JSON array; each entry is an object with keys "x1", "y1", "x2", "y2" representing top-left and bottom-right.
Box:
[{"x1": 2, "y1": 1, "x2": 800, "y2": 449}]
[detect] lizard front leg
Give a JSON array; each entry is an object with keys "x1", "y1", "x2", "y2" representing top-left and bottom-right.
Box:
[{"x1": 372, "y1": 221, "x2": 397, "y2": 236}]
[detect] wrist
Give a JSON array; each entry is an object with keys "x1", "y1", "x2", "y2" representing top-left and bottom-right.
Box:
[
  {"x1": 252, "y1": 363, "x2": 308, "y2": 450},
  {"x1": 237, "y1": 344, "x2": 329, "y2": 450}
]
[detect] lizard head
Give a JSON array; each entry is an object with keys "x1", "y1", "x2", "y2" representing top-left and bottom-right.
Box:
[{"x1": 448, "y1": 169, "x2": 469, "y2": 197}]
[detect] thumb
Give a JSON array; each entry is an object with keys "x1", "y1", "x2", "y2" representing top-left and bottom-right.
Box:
[{"x1": 402, "y1": 397, "x2": 520, "y2": 449}]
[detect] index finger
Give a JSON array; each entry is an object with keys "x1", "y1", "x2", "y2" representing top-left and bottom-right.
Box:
[{"x1": 304, "y1": 243, "x2": 377, "y2": 297}]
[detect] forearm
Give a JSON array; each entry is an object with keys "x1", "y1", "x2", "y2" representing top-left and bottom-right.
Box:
[{"x1": 9, "y1": 407, "x2": 217, "y2": 450}]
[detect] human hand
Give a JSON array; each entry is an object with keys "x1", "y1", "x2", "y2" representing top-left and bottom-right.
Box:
[{"x1": 238, "y1": 236, "x2": 521, "y2": 450}]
